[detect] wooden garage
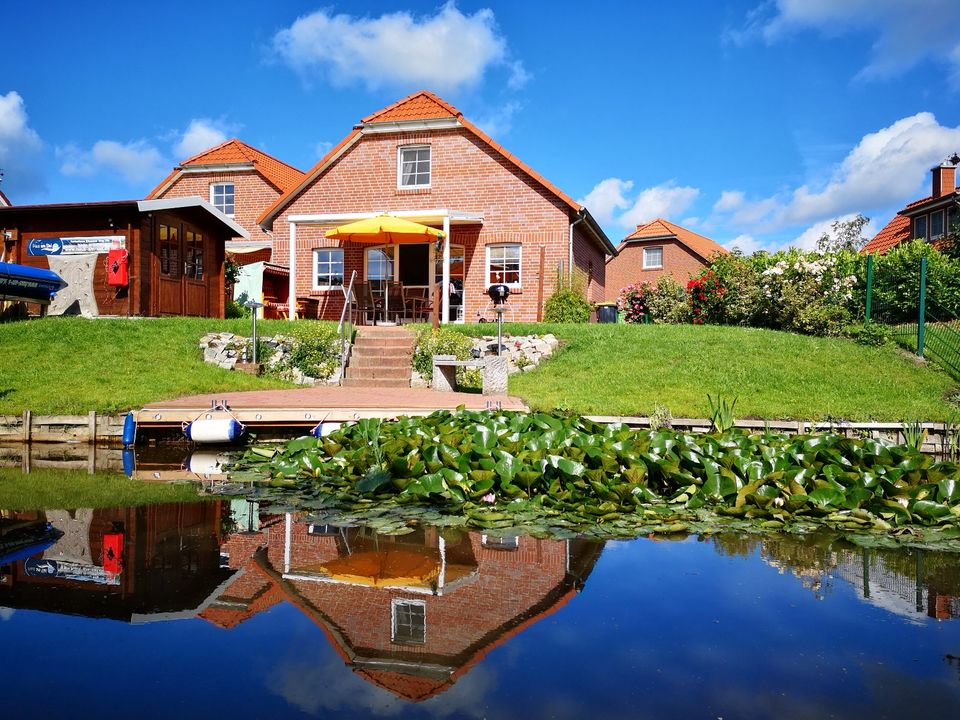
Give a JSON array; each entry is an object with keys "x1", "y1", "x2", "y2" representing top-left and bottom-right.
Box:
[{"x1": 0, "y1": 198, "x2": 247, "y2": 317}]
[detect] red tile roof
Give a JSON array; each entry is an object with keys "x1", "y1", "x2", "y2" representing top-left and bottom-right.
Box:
[
  {"x1": 257, "y1": 91, "x2": 614, "y2": 256},
  {"x1": 861, "y1": 214, "x2": 911, "y2": 255},
  {"x1": 620, "y1": 218, "x2": 727, "y2": 260},
  {"x1": 361, "y1": 90, "x2": 460, "y2": 123},
  {"x1": 147, "y1": 139, "x2": 305, "y2": 198}
]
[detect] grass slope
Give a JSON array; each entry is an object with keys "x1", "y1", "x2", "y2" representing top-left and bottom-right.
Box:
[
  {"x1": 439, "y1": 323, "x2": 957, "y2": 421},
  {"x1": 0, "y1": 468, "x2": 205, "y2": 510},
  {"x1": 0, "y1": 316, "x2": 307, "y2": 414}
]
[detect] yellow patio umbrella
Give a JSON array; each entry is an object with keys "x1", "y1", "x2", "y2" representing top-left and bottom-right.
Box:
[{"x1": 325, "y1": 214, "x2": 445, "y2": 324}]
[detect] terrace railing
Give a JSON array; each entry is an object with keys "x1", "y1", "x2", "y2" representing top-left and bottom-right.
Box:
[{"x1": 338, "y1": 270, "x2": 357, "y2": 383}]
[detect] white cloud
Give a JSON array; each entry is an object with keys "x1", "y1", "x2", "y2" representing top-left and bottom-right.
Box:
[
  {"x1": 473, "y1": 101, "x2": 522, "y2": 138},
  {"x1": 681, "y1": 216, "x2": 700, "y2": 227},
  {"x1": 0, "y1": 90, "x2": 45, "y2": 197},
  {"x1": 175, "y1": 118, "x2": 232, "y2": 158},
  {"x1": 724, "y1": 234, "x2": 767, "y2": 254},
  {"x1": 711, "y1": 112, "x2": 960, "y2": 233},
  {"x1": 314, "y1": 140, "x2": 333, "y2": 158},
  {"x1": 731, "y1": 0, "x2": 960, "y2": 83},
  {"x1": 273, "y1": 2, "x2": 522, "y2": 92},
  {"x1": 580, "y1": 178, "x2": 700, "y2": 231},
  {"x1": 59, "y1": 139, "x2": 167, "y2": 184}
]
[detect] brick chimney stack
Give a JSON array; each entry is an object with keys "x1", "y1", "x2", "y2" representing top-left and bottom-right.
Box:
[{"x1": 932, "y1": 153, "x2": 959, "y2": 198}]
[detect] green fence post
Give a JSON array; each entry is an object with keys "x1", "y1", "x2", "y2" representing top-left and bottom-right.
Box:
[
  {"x1": 864, "y1": 254, "x2": 873, "y2": 323},
  {"x1": 917, "y1": 256, "x2": 927, "y2": 357}
]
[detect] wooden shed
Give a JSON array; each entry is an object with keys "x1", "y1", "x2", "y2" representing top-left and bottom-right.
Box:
[{"x1": 0, "y1": 198, "x2": 247, "y2": 317}]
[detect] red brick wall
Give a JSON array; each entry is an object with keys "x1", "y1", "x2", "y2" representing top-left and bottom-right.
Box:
[
  {"x1": 157, "y1": 169, "x2": 279, "y2": 247},
  {"x1": 605, "y1": 239, "x2": 707, "y2": 301},
  {"x1": 270, "y1": 129, "x2": 595, "y2": 322}
]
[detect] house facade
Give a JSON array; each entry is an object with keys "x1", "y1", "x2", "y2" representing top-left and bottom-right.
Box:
[
  {"x1": 258, "y1": 91, "x2": 614, "y2": 323},
  {"x1": 147, "y1": 138, "x2": 304, "y2": 262},
  {"x1": 863, "y1": 154, "x2": 960, "y2": 254},
  {"x1": 604, "y1": 218, "x2": 727, "y2": 301}
]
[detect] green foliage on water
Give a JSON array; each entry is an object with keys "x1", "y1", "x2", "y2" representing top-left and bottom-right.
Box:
[{"x1": 234, "y1": 409, "x2": 960, "y2": 543}]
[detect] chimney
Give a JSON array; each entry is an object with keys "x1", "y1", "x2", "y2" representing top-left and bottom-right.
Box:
[{"x1": 932, "y1": 153, "x2": 959, "y2": 198}]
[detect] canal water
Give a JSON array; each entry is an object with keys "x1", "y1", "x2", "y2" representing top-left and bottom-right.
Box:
[{"x1": 2, "y1": 446, "x2": 960, "y2": 717}]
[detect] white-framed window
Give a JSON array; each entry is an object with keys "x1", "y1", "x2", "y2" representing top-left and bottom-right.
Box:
[
  {"x1": 643, "y1": 246, "x2": 663, "y2": 269},
  {"x1": 481, "y1": 534, "x2": 519, "y2": 550},
  {"x1": 211, "y1": 183, "x2": 235, "y2": 217},
  {"x1": 398, "y1": 145, "x2": 431, "y2": 189},
  {"x1": 914, "y1": 215, "x2": 928, "y2": 241},
  {"x1": 486, "y1": 244, "x2": 521, "y2": 287},
  {"x1": 313, "y1": 248, "x2": 344, "y2": 290},
  {"x1": 931, "y1": 210, "x2": 945, "y2": 240},
  {"x1": 391, "y1": 598, "x2": 426, "y2": 645}
]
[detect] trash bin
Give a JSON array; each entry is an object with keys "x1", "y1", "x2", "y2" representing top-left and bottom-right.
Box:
[{"x1": 596, "y1": 302, "x2": 618, "y2": 323}]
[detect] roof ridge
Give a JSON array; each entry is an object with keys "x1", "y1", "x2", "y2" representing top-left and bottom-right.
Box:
[
  {"x1": 361, "y1": 89, "x2": 461, "y2": 123},
  {"x1": 179, "y1": 137, "x2": 238, "y2": 166}
]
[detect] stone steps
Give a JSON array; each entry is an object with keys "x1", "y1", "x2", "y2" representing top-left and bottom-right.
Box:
[{"x1": 343, "y1": 327, "x2": 414, "y2": 388}]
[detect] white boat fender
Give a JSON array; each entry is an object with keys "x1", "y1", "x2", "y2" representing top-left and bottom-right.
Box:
[
  {"x1": 183, "y1": 418, "x2": 245, "y2": 443},
  {"x1": 186, "y1": 451, "x2": 230, "y2": 475},
  {"x1": 311, "y1": 422, "x2": 342, "y2": 438}
]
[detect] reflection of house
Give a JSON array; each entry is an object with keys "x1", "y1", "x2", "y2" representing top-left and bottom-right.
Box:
[
  {"x1": 0, "y1": 503, "x2": 233, "y2": 622},
  {"x1": 257, "y1": 90, "x2": 615, "y2": 323},
  {"x1": 259, "y1": 515, "x2": 603, "y2": 701},
  {"x1": 604, "y1": 218, "x2": 727, "y2": 301},
  {"x1": 863, "y1": 154, "x2": 959, "y2": 254}
]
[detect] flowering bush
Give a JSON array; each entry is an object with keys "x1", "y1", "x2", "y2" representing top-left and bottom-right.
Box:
[
  {"x1": 686, "y1": 270, "x2": 726, "y2": 324},
  {"x1": 757, "y1": 251, "x2": 858, "y2": 336},
  {"x1": 618, "y1": 276, "x2": 690, "y2": 324},
  {"x1": 617, "y1": 282, "x2": 652, "y2": 323}
]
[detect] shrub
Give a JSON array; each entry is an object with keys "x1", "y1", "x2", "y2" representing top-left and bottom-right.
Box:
[
  {"x1": 703, "y1": 251, "x2": 762, "y2": 325},
  {"x1": 619, "y1": 276, "x2": 691, "y2": 324},
  {"x1": 852, "y1": 322, "x2": 892, "y2": 347},
  {"x1": 618, "y1": 282, "x2": 652, "y2": 323},
  {"x1": 872, "y1": 240, "x2": 960, "y2": 321},
  {"x1": 274, "y1": 323, "x2": 340, "y2": 379},
  {"x1": 687, "y1": 270, "x2": 726, "y2": 324},
  {"x1": 413, "y1": 327, "x2": 473, "y2": 380},
  {"x1": 225, "y1": 299, "x2": 249, "y2": 319},
  {"x1": 544, "y1": 287, "x2": 592, "y2": 323}
]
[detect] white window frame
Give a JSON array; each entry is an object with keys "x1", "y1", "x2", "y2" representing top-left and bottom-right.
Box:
[
  {"x1": 312, "y1": 247, "x2": 344, "y2": 291},
  {"x1": 486, "y1": 243, "x2": 522, "y2": 288},
  {"x1": 397, "y1": 145, "x2": 431, "y2": 190},
  {"x1": 391, "y1": 598, "x2": 426, "y2": 645},
  {"x1": 930, "y1": 210, "x2": 945, "y2": 240},
  {"x1": 210, "y1": 183, "x2": 235, "y2": 218},
  {"x1": 643, "y1": 246, "x2": 664, "y2": 269}
]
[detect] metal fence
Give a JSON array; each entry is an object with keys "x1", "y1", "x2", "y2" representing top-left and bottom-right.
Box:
[{"x1": 866, "y1": 254, "x2": 960, "y2": 379}]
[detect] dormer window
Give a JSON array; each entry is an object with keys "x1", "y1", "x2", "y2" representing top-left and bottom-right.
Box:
[
  {"x1": 931, "y1": 210, "x2": 944, "y2": 240},
  {"x1": 914, "y1": 215, "x2": 927, "y2": 241},
  {"x1": 398, "y1": 145, "x2": 431, "y2": 189}
]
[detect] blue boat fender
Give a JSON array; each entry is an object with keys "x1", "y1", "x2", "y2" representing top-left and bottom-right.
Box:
[
  {"x1": 122, "y1": 411, "x2": 137, "y2": 447},
  {"x1": 122, "y1": 448, "x2": 136, "y2": 478}
]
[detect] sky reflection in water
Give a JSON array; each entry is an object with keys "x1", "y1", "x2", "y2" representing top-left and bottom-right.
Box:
[{"x1": 1, "y1": 500, "x2": 959, "y2": 719}]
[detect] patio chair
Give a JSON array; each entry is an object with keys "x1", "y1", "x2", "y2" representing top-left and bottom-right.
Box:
[
  {"x1": 354, "y1": 282, "x2": 379, "y2": 325},
  {"x1": 385, "y1": 281, "x2": 406, "y2": 324},
  {"x1": 404, "y1": 287, "x2": 430, "y2": 322}
]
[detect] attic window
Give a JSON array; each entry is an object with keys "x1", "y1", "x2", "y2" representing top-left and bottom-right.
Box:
[
  {"x1": 391, "y1": 599, "x2": 426, "y2": 645},
  {"x1": 643, "y1": 246, "x2": 663, "y2": 269},
  {"x1": 211, "y1": 183, "x2": 235, "y2": 217},
  {"x1": 398, "y1": 145, "x2": 431, "y2": 189},
  {"x1": 931, "y1": 210, "x2": 944, "y2": 240}
]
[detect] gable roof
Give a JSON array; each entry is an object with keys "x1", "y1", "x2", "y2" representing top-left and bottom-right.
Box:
[
  {"x1": 256, "y1": 90, "x2": 615, "y2": 254},
  {"x1": 618, "y1": 218, "x2": 727, "y2": 261},
  {"x1": 0, "y1": 189, "x2": 9, "y2": 206},
  {"x1": 862, "y1": 214, "x2": 911, "y2": 255},
  {"x1": 147, "y1": 139, "x2": 305, "y2": 198}
]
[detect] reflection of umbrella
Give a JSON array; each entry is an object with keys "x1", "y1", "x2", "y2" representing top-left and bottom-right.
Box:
[
  {"x1": 315, "y1": 549, "x2": 441, "y2": 589},
  {"x1": 325, "y1": 214, "x2": 445, "y2": 324}
]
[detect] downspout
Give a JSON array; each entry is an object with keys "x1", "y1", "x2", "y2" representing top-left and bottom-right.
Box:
[{"x1": 568, "y1": 209, "x2": 586, "y2": 289}]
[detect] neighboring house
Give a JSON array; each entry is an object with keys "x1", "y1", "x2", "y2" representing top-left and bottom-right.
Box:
[
  {"x1": 0, "y1": 189, "x2": 10, "y2": 207},
  {"x1": 257, "y1": 90, "x2": 615, "y2": 323},
  {"x1": 147, "y1": 138, "x2": 305, "y2": 259},
  {"x1": 863, "y1": 154, "x2": 960, "y2": 254},
  {"x1": 604, "y1": 218, "x2": 727, "y2": 301}
]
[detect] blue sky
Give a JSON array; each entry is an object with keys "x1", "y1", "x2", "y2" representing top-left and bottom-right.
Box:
[{"x1": 1, "y1": 0, "x2": 959, "y2": 251}]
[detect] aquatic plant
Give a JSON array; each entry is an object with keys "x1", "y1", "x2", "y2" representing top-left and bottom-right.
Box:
[{"x1": 234, "y1": 409, "x2": 960, "y2": 540}]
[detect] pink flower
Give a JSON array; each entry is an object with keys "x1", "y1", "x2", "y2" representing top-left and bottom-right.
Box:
[{"x1": 481, "y1": 493, "x2": 496, "y2": 504}]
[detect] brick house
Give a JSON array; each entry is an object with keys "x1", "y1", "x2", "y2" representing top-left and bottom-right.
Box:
[
  {"x1": 604, "y1": 218, "x2": 728, "y2": 301},
  {"x1": 147, "y1": 138, "x2": 305, "y2": 263},
  {"x1": 863, "y1": 154, "x2": 960, "y2": 254},
  {"x1": 257, "y1": 90, "x2": 615, "y2": 323}
]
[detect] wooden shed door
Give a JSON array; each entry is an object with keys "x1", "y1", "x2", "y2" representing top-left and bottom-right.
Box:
[
  {"x1": 183, "y1": 229, "x2": 208, "y2": 316},
  {"x1": 157, "y1": 223, "x2": 183, "y2": 315}
]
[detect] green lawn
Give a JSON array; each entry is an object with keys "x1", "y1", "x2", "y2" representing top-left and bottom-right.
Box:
[
  {"x1": 433, "y1": 322, "x2": 958, "y2": 421},
  {"x1": 0, "y1": 316, "x2": 304, "y2": 415},
  {"x1": 0, "y1": 468, "x2": 207, "y2": 510}
]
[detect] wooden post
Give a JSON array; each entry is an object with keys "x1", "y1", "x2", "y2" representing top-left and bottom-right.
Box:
[
  {"x1": 432, "y1": 282, "x2": 440, "y2": 331},
  {"x1": 536, "y1": 246, "x2": 545, "y2": 322},
  {"x1": 88, "y1": 410, "x2": 97, "y2": 445},
  {"x1": 22, "y1": 409, "x2": 31, "y2": 444}
]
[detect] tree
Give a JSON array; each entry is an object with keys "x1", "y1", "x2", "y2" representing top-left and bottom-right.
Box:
[{"x1": 816, "y1": 214, "x2": 871, "y2": 253}]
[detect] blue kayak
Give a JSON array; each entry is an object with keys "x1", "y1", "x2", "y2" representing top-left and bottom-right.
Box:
[{"x1": 0, "y1": 261, "x2": 68, "y2": 303}]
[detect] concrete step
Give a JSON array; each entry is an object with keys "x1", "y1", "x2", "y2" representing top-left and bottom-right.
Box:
[
  {"x1": 349, "y1": 354, "x2": 411, "y2": 369},
  {"x1": 341, "y1": 377, "x2": 411, "y2": 388},
  {"x1": 349, "y1": 349, "x2": 412, "y2": 363},
  {"x1": 345, "y1": 366, "x2": 411, "y2": 380},
  {"x1": 353, "y1": 337, "x2": 415, "y2": 349}
]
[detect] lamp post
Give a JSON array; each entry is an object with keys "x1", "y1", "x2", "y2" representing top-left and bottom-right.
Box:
[
  {"x1": 487, "y1": 284, "x2": 511, "y2": 357},
  {"x1": 244, "y1": 299, "x2": 264, "y2": 363}
]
